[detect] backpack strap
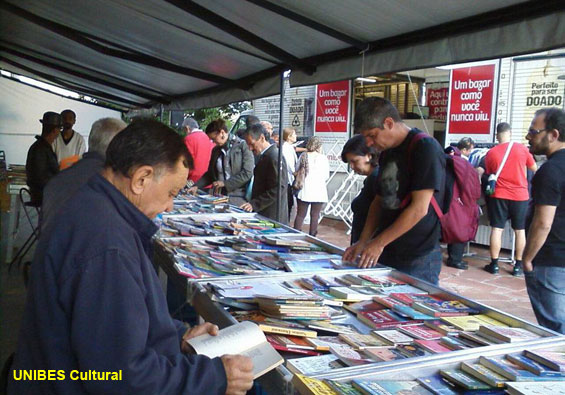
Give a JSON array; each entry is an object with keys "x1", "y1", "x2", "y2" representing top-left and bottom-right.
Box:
[{"x1": 400, "y1": 132, "x2": 443, "y2": 218}]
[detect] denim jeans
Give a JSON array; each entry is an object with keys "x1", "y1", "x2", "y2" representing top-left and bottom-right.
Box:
[
  {"x1": 381, "y1": 246, "x2": 442, "y2": 285},
  {"x1": 447, "y1": 242, "x2": 465, "y2": 264},
  {"x1": 525, "y1": 266, "x2": 565, "y2": 334}
]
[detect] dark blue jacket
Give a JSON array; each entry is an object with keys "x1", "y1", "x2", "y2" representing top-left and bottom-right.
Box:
[{"x1": 9, "y1": 174, "x2": 227, "y2": 394}]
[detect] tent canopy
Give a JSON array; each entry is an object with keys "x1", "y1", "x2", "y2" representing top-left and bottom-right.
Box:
[{"x1": 1, "y1": 0, "x2": 564, "y2": 112}]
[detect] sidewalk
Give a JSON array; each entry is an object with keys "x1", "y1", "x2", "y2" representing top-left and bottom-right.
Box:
[{"x1": 308, "y1": 218, "x2": 537, "y2": 324}]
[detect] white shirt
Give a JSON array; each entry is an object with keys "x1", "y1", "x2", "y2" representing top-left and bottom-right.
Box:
[
  {"x1": 52, "y1": 131, "x2": 86, "y2": 163},
  {"x1": 282, "y1": 142, "x2": 297, "y2": 184},
  {"x1": 297, "y1": 152, "x2": 330, "y2": 203}
]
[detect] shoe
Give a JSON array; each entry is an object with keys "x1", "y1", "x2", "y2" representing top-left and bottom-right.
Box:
[
  {"x1": 446, "y1": 260, "x2": 468, "y2": 270},
  {"x1": 512, "y1": 263, "x2": 523, "y2": 277},
  {"x1": 483, "y1": 263, "x2": 499, "y2": 274}
]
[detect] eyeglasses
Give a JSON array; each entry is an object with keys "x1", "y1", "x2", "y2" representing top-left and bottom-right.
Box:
[{"x1": 527, "y1": 128, "x2": 549, "y2": 136}]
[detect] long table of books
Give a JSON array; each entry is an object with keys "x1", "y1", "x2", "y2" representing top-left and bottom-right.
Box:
[{"x1": 152, "y1": 194, "x2": 562, "y2": 395}]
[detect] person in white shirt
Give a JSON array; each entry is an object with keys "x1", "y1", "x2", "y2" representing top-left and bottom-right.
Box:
[
  {"x1": 293, "y1": 136, "x2": 329, "y2": 236},
  {"x1": 282, "y1": 128, "x2": 298, "y2": 217},
  {"x1": 52, "y1": 109, "x2": 86, "y2": 169}
]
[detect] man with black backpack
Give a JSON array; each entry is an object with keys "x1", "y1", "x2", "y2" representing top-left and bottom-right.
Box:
[{"x1": 343, "y1": 98, "x2": 446, "y2": 284}]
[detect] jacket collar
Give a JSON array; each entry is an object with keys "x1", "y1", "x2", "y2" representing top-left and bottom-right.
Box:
[{"x1": 88, "y1": 173, "x2": 158, "y2": 250}]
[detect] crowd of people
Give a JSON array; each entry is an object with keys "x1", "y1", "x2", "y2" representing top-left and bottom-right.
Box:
[{"x1": 9, "y1": 99, "x2": 564, "y2": 393}]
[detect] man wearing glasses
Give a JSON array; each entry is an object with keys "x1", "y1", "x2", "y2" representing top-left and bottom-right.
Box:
[
  {"x1": 483, "y1": 122, "x2": 537, "y2": 276},
  {"x1": 523, "y1": 107, "x2": 565, "y2": 334}
]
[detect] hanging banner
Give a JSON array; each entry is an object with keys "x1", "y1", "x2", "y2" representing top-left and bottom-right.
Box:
[
  {"x1": 426, "y1": 84, "x2": 449, "y2": 121},
  {"x1": 313, "y1": 80, "x2": 351, "y2": 171},
  {"x1": 446, "y1": 62, "x2": 498, "y2": 143}
]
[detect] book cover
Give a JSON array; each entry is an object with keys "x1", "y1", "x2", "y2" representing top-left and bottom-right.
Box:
[
  {"x1": 371, "y1": 329, "x2": 413, "y2": 346},
  {"x1": 286, "y1": 353, "x2": 346, "y2": 375},
  {"x1": 524, "y1": 349, "x2": 565, "y2": 372},
  {"x1": 307, "y1": 321, "x2": 358, "y2": 335},
  {"x1": 506, "y1": 381, "x2": 565, "y2": 395},
  {"x1": 266, "y1": 335, "x2": 321, "y2": 356},
  {"x1": 461, "y1": 362, "x2": 508, "y2": 388},
  {"x1": 352, "y1": 380, "x2": 433, "y2": 395},
  {"x1": 439, "y1": 369, "x2": 493, "y2": 390},
  {"x1": 417, "y1": 373, "x2": 458, "y2": 395},
  {"x1": 389, "y1": 293, "x2": 434, "y2": 305},
  {"x1": 506, "y1": 353, "x2": 565, "y2": 377},
  {"x1": 330, "y1": 287, "x2": 375, "y2": 302},
  {"x1": 357, "y1": 311, "x2": 401, "y2": 330},
  {"x1": 376, "y1": 284, "x2": 428, "y2": 296},
  {"x1": 330, "y1": 344, "x2": 375, "y2": 366},
  {"x1": 342, "y1": 274, "x2": 375, "y2": 286},
  {"x1": 291, "y1": 374, "x2": 337, "y2": 395},
  {"x1": 358, "y1": 275, "x2": 405, "y2": 287},
  {"x1": 186, "y1": 321, "x2": 283, "y2": 379},
  {"x1": 269, "y1": 334, "x2": 316, "y2": 350},
  {"x1": 344, "y1": 300, "x2": 385, "y2": 315},
  {"x1": 424, "y1": 320, "x2": 460, "y2": 336},
  {"x1": 306, "y1": 336, "x2": 349, "y2": 352},
  {"x1": 324, "y1": 379, "x2": 362, "y2": 395},
  {"x1": 478, "y1": 325, "x2": 541, "y2": 343},
  {"x1": 413, "y1": 301, "x2": 477, "y2": 317},
  {"x1": 414, "y1": 339, "x2": 451, "y2": 354},
  {"x1": 396, "y1": 344, "x2": 432, "y2": 358},
  {"x1": 338, "y1": 333, "x2": 389, "y2": 349},
  {"x1": 458, "y1": 331, "x2": 500, "y2": 346},
  {"x1": 363, "y1": 347, "x2": 407, "y2": 362},
  {"x1": 479, "y1": 356, "x2": 542, "y2": 381},
  {"x1": 392, "y1": 304, "x2": 435, "y2": 320},
  {"x1": 372, "y1": 295, "x2": 405, "y2": 309},
  {"x1": 440, "y1": 314, "x2": 506, "y2": 331},
  {"x1": 398, "y1": 324, "x2": 443, "y2": 340},
  {"x1": 439, "y1": 336, "x2": 472, "y2": 351}
]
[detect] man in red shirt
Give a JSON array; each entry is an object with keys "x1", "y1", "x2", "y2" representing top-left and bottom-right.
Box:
[
  {"x1": 182, "y1": 117, "x2": 215, "y2": 184},
  {"x1": 484, "y1": 122, "x2": 537, "y2": 276}
]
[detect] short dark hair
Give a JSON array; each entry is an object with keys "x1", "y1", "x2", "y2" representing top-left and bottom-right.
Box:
[
  {"x1": 496, "y1": 122, "x2": 511, "y2": 134},
  {"x1": 536, "y1": 107, "x2": 565, "y2": 142},
  {"x1": 61, "y1": 109, "x2": 76, "y2": 119},
  {"x1": 457, "y1": 137, "x2": 475, "y2": 151},
  {"x1": 245, "y1": 115, "x2": 260, "y2": 128},
  {"x1": 341, "y1": 134, "x2": 379, "y2": 167},
  {"x1": 354, "y1": 97, "x2": 402, "y2": 133},
  {"x1": 205, "y1": 119, "x2": 227, "y2": 135},
  {"x1": 105, "y1": 119, "x2": 193, "y2": 178},
  {"x1": 244, "y1": 123, "x2": 266, "y2": 141}
]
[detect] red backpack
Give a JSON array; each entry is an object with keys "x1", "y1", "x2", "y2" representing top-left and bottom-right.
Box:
[{"x1": 402, "y1": 133, "x2": 481, "y2": 243}]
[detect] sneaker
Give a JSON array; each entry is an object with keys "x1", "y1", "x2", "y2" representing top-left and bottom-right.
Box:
[
  {"x1": 446, "y1": 260, "x2": 468, "y2": 270},
  {"x1": 512, "y1": 263, "x2": 523, "y2": 277},
  {"x1": 483, "y1": 263, "x2": 499, "y2": 274}
]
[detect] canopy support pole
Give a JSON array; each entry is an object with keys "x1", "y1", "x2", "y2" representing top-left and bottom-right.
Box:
[{"x1": 276, "y1": 72, "x2": 286, "y2": 223}]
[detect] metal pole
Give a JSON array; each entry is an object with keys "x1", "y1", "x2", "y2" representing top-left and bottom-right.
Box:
[{"x1": 276, "y1": 72, "x2": 286, "y2": 223}]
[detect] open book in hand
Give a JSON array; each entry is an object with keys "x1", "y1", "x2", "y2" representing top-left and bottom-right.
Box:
[{"x1": 185, "y1": 321, "x2": 284, "y2": 379}]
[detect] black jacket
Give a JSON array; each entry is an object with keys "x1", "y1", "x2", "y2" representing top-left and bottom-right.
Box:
[
  {"x1": 25, "y1": 135, "x2": 59, "y2": 204},
  {"x1": 195, "y1": 135, "x2": 254, "y2": 198},
  {"x1": 250, "y1": 144, "x2": 289, "y2": 224}
]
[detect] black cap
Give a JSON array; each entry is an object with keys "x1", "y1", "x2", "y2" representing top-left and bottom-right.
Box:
[{"x1": 40, "y1": 112, "x2": 63, "y2": 127}]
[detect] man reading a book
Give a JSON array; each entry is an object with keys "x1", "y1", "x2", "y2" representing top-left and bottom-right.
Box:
[
  {"x1": 9, "y1": 120, "x2": 253, "y2": 395},
  {"x1": 343, "y1": 97, "x2": 446, "y2": 285}
]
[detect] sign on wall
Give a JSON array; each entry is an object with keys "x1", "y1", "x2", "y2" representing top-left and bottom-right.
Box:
[
  {"x1": 313, "y1": 80, "x2": 351, "y2": 171},
  {"x1": 426, "y1": 84, "x2": 448, "y2": 121},
  {"x1": 446, "y1": 62, "x2": 498, "y2": 143},
  {"x1": 510, "y1": 57, "x2": 565, "y2": 140}
]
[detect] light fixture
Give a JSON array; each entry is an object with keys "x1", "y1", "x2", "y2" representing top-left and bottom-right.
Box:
[{"x1": 356, "y1": 77, "x2": 377, "y2": 83}]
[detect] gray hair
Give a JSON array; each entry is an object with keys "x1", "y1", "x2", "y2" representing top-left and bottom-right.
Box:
[
  {"x1": 182, "y1": 117, "x2": 199, "y2": 131},
  {"x1": 88, "y1": 118, "x2": 127, "y2": 157}
]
